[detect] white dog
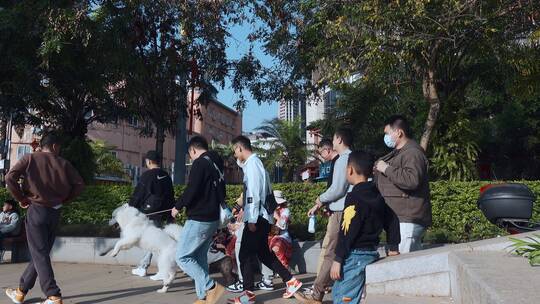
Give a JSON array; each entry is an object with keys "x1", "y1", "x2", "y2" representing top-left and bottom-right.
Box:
[{"x1": 106, "y1": 204, "x2": 182, "y2": 293}]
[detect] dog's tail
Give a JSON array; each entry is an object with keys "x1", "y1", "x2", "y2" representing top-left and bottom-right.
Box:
[{"x1": 163, "y1": 224, "x2": 182, "y2": 241}]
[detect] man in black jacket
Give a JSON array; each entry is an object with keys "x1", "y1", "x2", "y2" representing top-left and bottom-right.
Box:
[
  {"x1": 128, "y1": 150, "x2": 174, "y2": 277},
  {"x1": 171, "y1": 136, "x2": 225, "y2": 304}
]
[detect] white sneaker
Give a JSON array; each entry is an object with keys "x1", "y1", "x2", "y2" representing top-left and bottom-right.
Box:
[
  {"x1": 302, "y1": 286, "x2": 313, "y2": 295},
  {"x1": 226, "y1": 281, "x2": 244, "y2": 293},
  {"x1": 255, "y1": 280, "x2": 274, "y2": 291},
  {"x1": 5, "y1": 288, "x2": 26, "y2": 304},
  {"x1": 283, "y1": 277, "x2": 302, "y2": 299},
  {"x1": 131, "y1": 267, "x2": 147, "y2": 277},
  {"x1": 38, "y1": 296, "x2": 63, "y2": 304},
  {"x1": 149, "y1": 274, "x2": 165, "y2": 281}
]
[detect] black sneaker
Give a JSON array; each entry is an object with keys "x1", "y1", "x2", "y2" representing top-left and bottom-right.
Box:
[
  {"x1": 255, "y1": 281, "x2": 274, "y2": 291},
  {"x1": 226, "y1": 281, "x2": 244, "y2": 293}
]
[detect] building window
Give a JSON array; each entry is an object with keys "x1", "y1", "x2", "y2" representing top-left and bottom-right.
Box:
[
  {"x1": 17, "y1": 145, "x2": 32, "y2": 160},
  {"x1": 324, "y1": 90, "x2": 340, "y2": 115},
  {"x1": 110, "y1": 151, "x2": 118, "y2": 158}
]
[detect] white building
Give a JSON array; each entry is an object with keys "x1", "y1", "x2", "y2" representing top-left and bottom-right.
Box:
[
  {"x1": 305, "y1": 73, "x2": 362, "y2": 148},
  {"x1": 278, "y1": 99, "x2": 306, "y2": 125}
]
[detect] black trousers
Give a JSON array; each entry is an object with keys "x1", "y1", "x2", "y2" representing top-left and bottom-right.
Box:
[
  {"x1": 19, "y1": 204, "x2": 61, "y2": 297},
  {"x1": 239, "y1": 217, "x2": 292, "y2": 291}
]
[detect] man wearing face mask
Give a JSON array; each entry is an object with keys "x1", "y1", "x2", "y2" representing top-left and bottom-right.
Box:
[
  {"x1": 297, "y1": 129, "x2": 353, "y2": 304},
  {"x1": 228, "y1": 135, "x2": 303, "y2": 303},
  {"x1": 374, "y1": 115, "x2": 432, "y2": 253}
]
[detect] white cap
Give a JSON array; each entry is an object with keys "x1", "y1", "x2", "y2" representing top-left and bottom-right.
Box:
[{"x1": 274, "y1": 190, "x2": 287, "y2": 205}]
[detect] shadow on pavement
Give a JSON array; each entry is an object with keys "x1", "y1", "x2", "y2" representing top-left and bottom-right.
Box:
[{"x1": 61, "y1": 281, "x2": 192, "y2": 304}]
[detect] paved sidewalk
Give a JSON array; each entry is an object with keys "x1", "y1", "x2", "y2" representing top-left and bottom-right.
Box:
[{"x1": 0, "y1": 263, "x2": 452, "y2": 304}]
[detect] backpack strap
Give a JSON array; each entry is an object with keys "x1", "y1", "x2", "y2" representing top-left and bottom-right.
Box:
[
  {"x1": 202, "y1": 155, "x2": 226, "y2": 208},
  {"x1": 203, "y1": 155, "x2": 224, "y2": 183}
]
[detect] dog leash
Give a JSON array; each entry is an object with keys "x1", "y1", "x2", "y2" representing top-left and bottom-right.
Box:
[{"x1": 144, "y1": 208, "x2": 174, "y2": 217}]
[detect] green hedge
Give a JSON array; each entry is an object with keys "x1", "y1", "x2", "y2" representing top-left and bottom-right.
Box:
[{"x1": 1, "y1": 181, "x2": 539, "y2": 243}]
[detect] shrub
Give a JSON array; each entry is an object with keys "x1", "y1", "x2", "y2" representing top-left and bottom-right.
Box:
[{"x1": 1, "y1": 181, "x2": 538, "y2": 243}]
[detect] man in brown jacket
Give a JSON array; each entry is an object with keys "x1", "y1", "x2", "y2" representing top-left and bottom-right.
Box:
[
  {"x1": 4, "y1": 132, "x2": 85, "y2": 304},
  {"x1": 374, "y1": 115, "x2": 432, "y2": 253}
]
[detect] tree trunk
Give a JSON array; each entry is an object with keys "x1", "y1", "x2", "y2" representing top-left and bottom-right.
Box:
[
  {"x1": 0, "y1": 118, "x2": 6, "y2": 158},
  {"x1": 420, "y1": 69, "x2": 441, "y2": 151},
  {"x1": 155, "y1": 126, "x2": 166, "y2": 167}
]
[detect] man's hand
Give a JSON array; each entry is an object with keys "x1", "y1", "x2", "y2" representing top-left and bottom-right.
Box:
[
  {"x1": 330, "y1": 261, "x2": 342, "y2": 281},
  {"x1": 171, "y1": 207, "x2": 179, "y2": 218},
  {"x1": 375, "y1": 160, "x2": 389, "y2": 174},
  {"x1": 307, "y1": 198, "x2": 323, "y2": 216},
  {"x1": 248, "y1": 223, "x2": 257, "y2": 232},
  {"x1": 236, "y1": 209, "x2": 244, "y2": 222},
  {"x1": 235, "y1": 194, "x2": 244, "y2": 207},
  {"x1": 19, "y1": 198, "x2": 30, "y2": 209},
  {"x1": 387, "y1": 250, "x2": 400, "y2": 257}
]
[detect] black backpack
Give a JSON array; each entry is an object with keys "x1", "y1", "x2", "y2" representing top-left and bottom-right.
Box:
[
  {"x1": 264, "y1": 173, "x2": 277, "y2": 216},
  {"x1": 264, "y1": 181, "x2": 278, "y2": 215}
]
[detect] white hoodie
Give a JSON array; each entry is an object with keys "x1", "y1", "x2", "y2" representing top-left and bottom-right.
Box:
[{"x1": 237, "y1": 154, "x2": 274, "y2": 225}]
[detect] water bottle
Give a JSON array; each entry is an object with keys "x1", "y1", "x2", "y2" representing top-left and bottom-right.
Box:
[{"x1": 308, "y1": 215, "x2": 316, "y2": 233}]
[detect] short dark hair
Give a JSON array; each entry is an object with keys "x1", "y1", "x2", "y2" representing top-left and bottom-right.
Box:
[
  {"x1": 385, "y1": 115, "x2": 412, "y2": 138},
  {"x1": 3, "y1": 199, "x2": 16, "y2": 207},
  {"x1": 187, "y1": 136, "x2": 209, "y2": 151},
  {"x1": 347, "y1": 150, "x2": 375, "y2": 177},
  {"x1": 231, "y1": 135, "x2": 252, "y2": 151},
  {"x1": 334, "y1": 128, "x2": 353, "y2": 147},
  {"x1": 145, "y1": 150, "x2": 161, "y2": 163},
  {"x1": 318, "y1": 139, "x2": 333, "y2": 149},
  {"x1": 40, "y1": 131, "x2": 62, "y2": 148}
]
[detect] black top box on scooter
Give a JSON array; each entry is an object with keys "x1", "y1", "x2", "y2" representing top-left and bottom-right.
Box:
[{"x1": 477, "y1": 183, "x2": 535, "y2": 224}]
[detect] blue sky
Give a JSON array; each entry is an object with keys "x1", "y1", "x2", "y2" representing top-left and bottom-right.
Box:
[{"x1": 216, "y1": 22, "x2": 278, "y2": 132}]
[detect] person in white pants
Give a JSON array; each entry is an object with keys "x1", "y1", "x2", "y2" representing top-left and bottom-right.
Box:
[{"x1": 374, "y1": 115, "x2": 432, "y2": 253}]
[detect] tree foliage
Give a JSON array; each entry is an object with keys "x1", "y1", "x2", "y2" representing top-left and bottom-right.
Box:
[
  {"x1": 255, "y1": 1, "x2": 540, "y2": 180},
  {"x1": 256, "y1": 118, "x2": 308, "y2": 182},
  {"x1": 0, "y1": 0, "x2": 271, "y2": 176},
  {"x1": 90, "y1": 140, "x2": 126, "y2": 179}
]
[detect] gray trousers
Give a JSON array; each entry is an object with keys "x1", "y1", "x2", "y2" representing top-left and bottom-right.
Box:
[{"x1": 19, "y1": 204, "x2": 61, "y2": 297}]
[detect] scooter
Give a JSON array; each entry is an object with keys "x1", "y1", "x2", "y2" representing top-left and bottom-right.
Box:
[{"x1": 477, "y1": 183, "x2": 540, "y2": 234}]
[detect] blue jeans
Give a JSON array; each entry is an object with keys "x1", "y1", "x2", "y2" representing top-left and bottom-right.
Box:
[
  {"x1": 176, "y1": 219, "x2": 219, "y2": 300},
  {"x1": 332, "y1": 250, "x2": 380, "y2": 304}
]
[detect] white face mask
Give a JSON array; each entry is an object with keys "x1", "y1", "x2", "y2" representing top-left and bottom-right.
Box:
[
  {"x1": 236, "y1": 158, "x2": 246, "y2": 168},
  {"x1": 384, "y1": 133, "x2": 397, "y2": 148}
]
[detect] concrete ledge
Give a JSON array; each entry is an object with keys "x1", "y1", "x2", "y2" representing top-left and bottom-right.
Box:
[
  {"x1": 450, "y1": 251, "x2": 540, "y2": 304},
  {"x1": 368, "y1": 272, "x2": 451, "y2": 297},
  {"x1": 366, "y1": 231, "x2": 538, "y2": 304},
  {"x1": 51, "y1": 237, "x2": 146, "y2": 265},
  {"x1": 50, "y1": 237, "x2": 322, "y2": 273}
]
